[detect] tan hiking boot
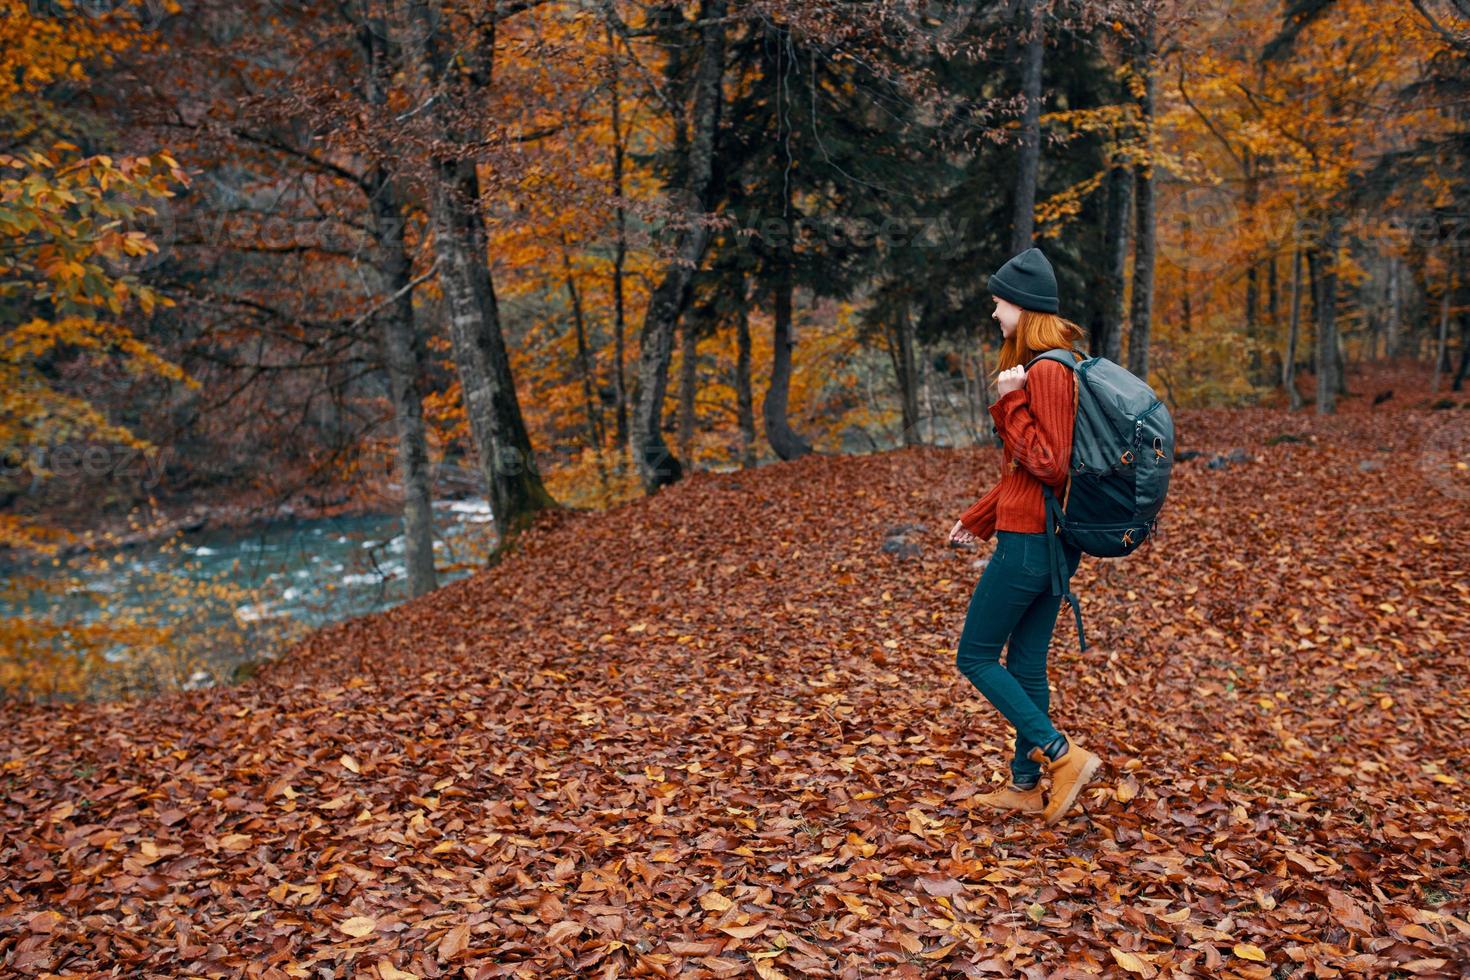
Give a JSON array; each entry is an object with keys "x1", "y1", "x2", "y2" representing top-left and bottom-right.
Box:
[
  {"x1": 971, "y1": 779, "x2": 1045, "y2": 813},
  {"x1": 1029, "y1": 737, "x2": 1103, "y2": 825}
]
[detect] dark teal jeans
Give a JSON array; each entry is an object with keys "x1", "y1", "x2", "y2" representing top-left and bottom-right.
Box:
[{"x1": 955, "y1": 530, "x2": 1083, "y2": 784}]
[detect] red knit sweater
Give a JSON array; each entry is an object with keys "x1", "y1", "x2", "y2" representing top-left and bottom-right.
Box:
[{"x1": 958, "y1": 356, "x2": 1077, "y2": 540}]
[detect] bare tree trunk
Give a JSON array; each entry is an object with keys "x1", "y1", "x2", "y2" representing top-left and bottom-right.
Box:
[
  {"x1": 1264, "y1": 250, "x2": 1280, "y2": 382},
  {"x1": 1101, "y1": 156, "x2": 1131, "y2": 364},
  {"x1": 1434, "y1": 259, "x2": 1453, "y2": 393},
  {"x1": 1285, "y1": 245, "x2": 1304, "y2": 412},
  {"x1": 764, "y1": 258, "x2": 813, "y2": 459},
  {"x1": 679, "y1": 315, "x2": 697, "y2": 465},
  {"x1": 1243, "y1": 150, "x2": 1261, "y2": 386},
  {"x1": 1010, "y1": 0, "x2": 1045, "y2": 254},
  {"x1": 607, "y1": 20, "x2": 630, "y2": 461},
  {"x1": 366, "y1": 168, "x2": 438, "y2": 598},
  {"x1": 1127, "y1": 163, "x2": 1155, "y2": 380},
  {"x1": 735, "y1": 282, "x2": 756, "y2": 467},
  {"x1": 962, "y1": 345, "x2": 980, "y2": 439},
  {"x1": 1127, "y1": 6, "x2": 1157, "y2": 383},
  {"x1": 561, "y1": 236, "x2": 609, "y2": 494},
  {"x1": 976, "y1": 336, "x2": 993, "y2": 408},
  {"x1": 1268, "y1": 249, "x2": 1279, "y2": 330},
  {"x1": 630, "y1": 0, "x2": 727, "y2": 492},
  {"x1": 920, "y1": 335, "x2": 935, "y2": 443},
  {"x1": 1386, "y1": 258, "x2": 1401, "y2": 359},
  {"x1": 896, "y1": 303, "x2": 920, "y2": 446},
  {"x1": 1312, "y1": 219, "x2": 1340, "y2": 415},
  {"x1": 360, "y1": 14, "x2": 436, "y2": 596},
  {"x1": 1180, "y1": 216, "x2": 1191, "y2": 333},
  {"x1": 1454, "y1": 309, "x2": 1470, "y2": 391},
  {"x1": 404, "y1": 0, "x2": 556, "y2": 547}
]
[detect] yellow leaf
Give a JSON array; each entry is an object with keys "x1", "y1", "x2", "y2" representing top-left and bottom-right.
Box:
[
  {"x1": 1116, "y1": 775, "x2": 1139, "y2": 803},
  {"x1": 376, "y1": 959, "x2": 418, "y2": 980},
  {"x1": 338, "y1": 916, "x2": 377, "y2": 938},
  {"x1": 1233, "y1": 942, "x2": 1267, "y2": 962},
  {"x1": 341, "y1": 754, "x2": 361, "y2": 773},
  {"x1": 719, "y1": 922, "x2": 769, "y2": 940},
  {"x1": 218, "y1": 833, "x2": 252, "y2": 851},
  {"x1": 699, "y1": 891, "x2": 734, "y2": 912},
  {"x1": 1110, "y1": 947, "x2": 1152, "y2": 974}
]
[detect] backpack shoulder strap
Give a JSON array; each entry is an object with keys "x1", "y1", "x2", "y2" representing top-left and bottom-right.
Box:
[{"x1": 1025, "y1": 346, "x2": 1087, "y2": 371}]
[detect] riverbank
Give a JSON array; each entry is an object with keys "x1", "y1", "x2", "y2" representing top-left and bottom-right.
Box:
[{"x1": 0, "y1": 460, "x2": 490, "y2": 566}]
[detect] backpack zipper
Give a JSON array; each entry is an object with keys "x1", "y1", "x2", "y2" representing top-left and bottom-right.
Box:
[{"x1": 1131, "y1": 401, "x2": 1163, "y2": 449}]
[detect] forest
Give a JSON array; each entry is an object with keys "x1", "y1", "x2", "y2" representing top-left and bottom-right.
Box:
[
  {"x1": 1, "y1": 0, "x2": 1466, "y2": 694},
  {"x1": 1, "y1": 0, "x2": 1469, "y2": 976}
]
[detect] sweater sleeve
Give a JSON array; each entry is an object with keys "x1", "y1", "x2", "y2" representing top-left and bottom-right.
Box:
[
  {"x1": 988, "y1": 359, "x2": 1075, "y2": 491},
  {"x1": 957, "y1": 479, "x2": 1001, "y2": 541}
]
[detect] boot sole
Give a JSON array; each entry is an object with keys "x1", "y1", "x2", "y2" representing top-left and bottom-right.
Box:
[
  {"x1": 1044, "y1": 753, "x2": 1102, "y2": 825},
  {"x1": 971, "y1": 795, "x2": 1044, "y2": 813},
  {"x1": 975, "y1": 802, "x2": 1044, "y2": 813}
]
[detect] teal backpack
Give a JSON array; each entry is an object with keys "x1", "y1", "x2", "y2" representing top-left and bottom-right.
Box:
[{"x1": 1021, "y1": 346, "x2": 1174, "y2": 652}]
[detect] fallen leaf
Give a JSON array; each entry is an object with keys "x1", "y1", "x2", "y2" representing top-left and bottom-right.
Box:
[
  {"x1": 438, "y1": 923, "x2": 470, "y2": 960},
  {"x1": 545, "y1": 920, "x2": 582, "y2": 945},
  {"x1": 718, "y1": 922, "x2": 769, "y2": 940},
  {"x1": 1110, "y1": 947, "x2": 1155, "y2": 976},
  {"x1": 1233, "y1": 943, "x2": 1267, "y2": 962},
  {"x1": 338, "y1": 916, "x2": 377, "y2": 939},
  {"x1": 700, "y1": 891, "x2": 734, "y2": 912}
]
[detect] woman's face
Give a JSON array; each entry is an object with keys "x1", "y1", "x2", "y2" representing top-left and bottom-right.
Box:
[{"x1": 992, "y1": 295, "x2": 1022, "y2": 338}]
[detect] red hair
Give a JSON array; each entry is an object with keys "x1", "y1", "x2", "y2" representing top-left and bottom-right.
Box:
[{"x1": 992, "y1": 309, "x2": 1087, "y2": 382}]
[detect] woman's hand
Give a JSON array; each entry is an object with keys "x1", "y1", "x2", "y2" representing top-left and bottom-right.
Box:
[
  {"x1": 995, "y1": 365, "x2": 1026, "y2": 398},
  {"x1": 949, "y1": 519, "x2": 976, "y2": 545}
]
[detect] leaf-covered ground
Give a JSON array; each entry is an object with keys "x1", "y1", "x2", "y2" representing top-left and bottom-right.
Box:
[{"x1": 4, "y1": 374, "x2": 1469, "y2": 978}]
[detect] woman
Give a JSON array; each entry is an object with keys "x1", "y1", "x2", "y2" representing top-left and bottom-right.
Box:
[{"x1": 948, "y1": 245, "x2": 1103, "y2": 826}]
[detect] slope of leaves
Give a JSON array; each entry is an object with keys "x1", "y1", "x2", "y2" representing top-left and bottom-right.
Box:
[{"x1": 2, "y1": 378, "x2": 1468, "y2": 977}]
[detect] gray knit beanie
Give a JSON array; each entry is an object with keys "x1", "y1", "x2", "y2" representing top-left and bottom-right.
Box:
[{"x1": 987, "y1": 246, "x2": 1059, "y2": 313}]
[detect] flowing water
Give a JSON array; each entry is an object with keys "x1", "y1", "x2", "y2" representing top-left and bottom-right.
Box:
[{"x1": 0, "y1": 498, "x2": 496, "y2": 691}]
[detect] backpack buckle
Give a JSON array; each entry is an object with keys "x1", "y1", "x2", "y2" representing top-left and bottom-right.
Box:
[{"x1": 1120, "y1": 449, "x2": 1134, "y2": 465}]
